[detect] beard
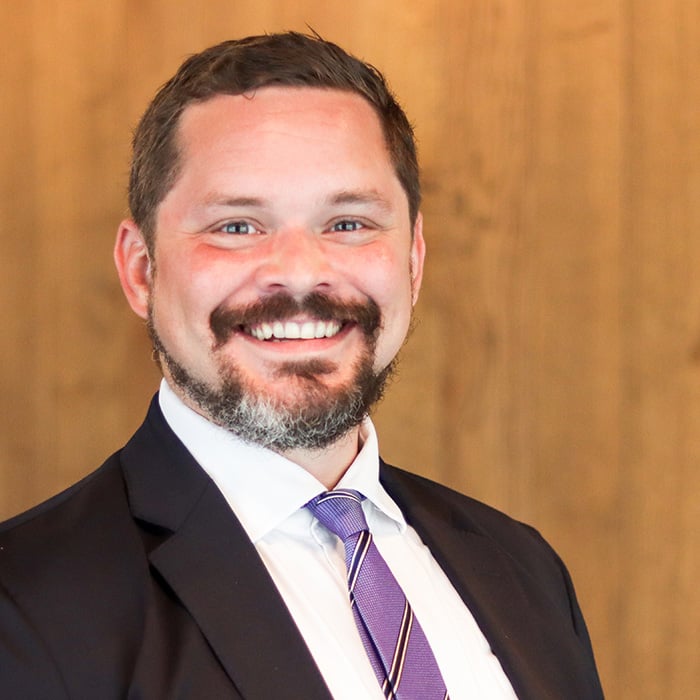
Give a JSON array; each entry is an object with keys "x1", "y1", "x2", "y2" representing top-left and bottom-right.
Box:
[{"x1": 148, "y1": 292, "x2": 394, "y2": 452}]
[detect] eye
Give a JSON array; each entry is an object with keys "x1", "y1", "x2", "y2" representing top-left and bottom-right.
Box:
[
  {"x1": 330, "y1": 220, "x2": 364, "y2": 233},
  {"x1": 219, "y1": 221, "x2": 260, "y2": 235}
]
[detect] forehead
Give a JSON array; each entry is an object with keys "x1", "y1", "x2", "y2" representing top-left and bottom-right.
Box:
[
  {"x1": 154, "y1": 86, "x2": 407, "y2": 225},
  {"x1": 173, "y1": 86, "x2": 390, "y2": 172}
]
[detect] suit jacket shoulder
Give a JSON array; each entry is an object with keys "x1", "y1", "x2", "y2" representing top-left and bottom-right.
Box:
[
  {"x1": 0, "y1": 401, "x2": 332, "y2": 700},
  {"x1": 0, "y1": 453, "x2": 154, "y2": 698},
  {"x1": 380, "y1": 462, "x2": 604, "y2": 699}
]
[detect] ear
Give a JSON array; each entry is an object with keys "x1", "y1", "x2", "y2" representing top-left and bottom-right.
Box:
[
  {"x1": 114, "y1": 219, "x2": 152, "y2": 320},
  {"x1": 409, "y1": 212, "x2": 426, "y2": 306}
]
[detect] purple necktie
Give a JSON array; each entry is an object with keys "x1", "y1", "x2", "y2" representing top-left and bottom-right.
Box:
[{"x1": 306, "y1": 489, "x2": 449, "y2": 700}]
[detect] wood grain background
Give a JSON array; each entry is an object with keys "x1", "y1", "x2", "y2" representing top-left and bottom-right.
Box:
[{"x1": 2, "y1": 2, "x2": 699, "y2": 697}]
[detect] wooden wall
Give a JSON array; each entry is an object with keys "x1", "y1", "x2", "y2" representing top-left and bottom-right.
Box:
[{"x1": 1, "y1": 1, "x2": 699, "y2": 697}]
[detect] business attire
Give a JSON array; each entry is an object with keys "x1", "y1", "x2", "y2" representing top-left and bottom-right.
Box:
[
  {"x1": 156, "y1": 380, "x2": 518, "y2": 699},
  {"x1": 0, "y1": 394, "x2": 604, "y2": 699}
]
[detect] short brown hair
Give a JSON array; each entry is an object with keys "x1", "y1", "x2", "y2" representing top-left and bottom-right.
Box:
[{"x1": 128, "y1": 32, "x2": 420, "y2": 252}]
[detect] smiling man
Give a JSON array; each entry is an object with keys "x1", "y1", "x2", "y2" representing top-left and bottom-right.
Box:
[
  {"x1": 116, "y1": 85, "x2": 420, "y2": 482},
  {"x1": 0, "y1": 34, "x2": 604, "y2": 699}
]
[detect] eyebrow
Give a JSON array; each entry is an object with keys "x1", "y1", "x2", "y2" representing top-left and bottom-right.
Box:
[
  {"x1": 327, "y1": 189, "x2": 394, "y2": 212},
  {"x1": 200, "y1": 194, "x2": 267, "y2": 209}
]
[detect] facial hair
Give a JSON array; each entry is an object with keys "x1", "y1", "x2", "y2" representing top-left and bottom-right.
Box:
[{"x1": 148, "y1": 292, "x2": 394, "y2": 452}]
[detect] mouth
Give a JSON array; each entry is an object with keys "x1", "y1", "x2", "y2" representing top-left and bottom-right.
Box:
[
  {"x1": 244, "y1": 319, "x2": 344, "y2": 341},
  {"x1": 210, "y1": 292, "x2": 380, "y2": 349}
]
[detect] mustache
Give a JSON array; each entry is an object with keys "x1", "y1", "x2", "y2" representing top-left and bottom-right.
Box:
[{"x1": 210, "y1": 292, "x2": 381, "y2": 347}]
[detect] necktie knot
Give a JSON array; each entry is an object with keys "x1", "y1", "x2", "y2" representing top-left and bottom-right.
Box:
[{"x1": 306, "y1": 489, "x2": 368, "y2": 540}]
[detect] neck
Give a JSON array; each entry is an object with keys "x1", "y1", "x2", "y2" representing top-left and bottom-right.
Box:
[{"x1": 280, "y1": 427, "x2": 363, "y2": 489}]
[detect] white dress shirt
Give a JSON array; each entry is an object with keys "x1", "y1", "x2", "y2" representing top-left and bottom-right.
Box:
[{"x1": 159, "y1": 380, "x2": 517, "y2": 699}]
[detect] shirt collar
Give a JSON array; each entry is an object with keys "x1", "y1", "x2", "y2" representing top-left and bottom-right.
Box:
[{"x1": 158, "y1": 379, "x2": 406, "y2": 542}]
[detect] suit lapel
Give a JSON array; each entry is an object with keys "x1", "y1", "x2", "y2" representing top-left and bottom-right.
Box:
[
  {"x1": 121, "y1": 398, "x2": 332, "y2": 700},
  {"x1": 381, "y1": 462, "x2": 597, "y2": 700}
]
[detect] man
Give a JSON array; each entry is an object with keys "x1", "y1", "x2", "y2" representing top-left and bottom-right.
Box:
[{"x1": 0, "y1": 33, "x2": 603, "y2": 699}]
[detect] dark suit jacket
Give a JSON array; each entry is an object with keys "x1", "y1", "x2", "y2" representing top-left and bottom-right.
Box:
[{"x1": 0, "y1": 397, "x2": 604, "y2": 699}]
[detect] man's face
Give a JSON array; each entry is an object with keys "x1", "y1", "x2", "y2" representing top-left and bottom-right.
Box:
[{"x1": 116, "y1": 87, "x2": 424, "y2": 450}]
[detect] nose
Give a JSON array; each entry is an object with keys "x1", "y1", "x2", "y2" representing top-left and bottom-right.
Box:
[{"x1": 254, "y1": 227, "x2": 334, "y2": 297}]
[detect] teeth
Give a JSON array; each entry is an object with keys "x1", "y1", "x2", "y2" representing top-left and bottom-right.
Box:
[
  {"x1": 261, "y1": 323, "x2": 273, "y2": 339},
  {"x1": 324, "y1": 321, "x2": 341, "y2": 337},
  {"x1": 248, "y1": 320, "x2": 342, "y2": 341},
  {"x1": 300, "y1": 322, "x2": 316, "y2": 339}
]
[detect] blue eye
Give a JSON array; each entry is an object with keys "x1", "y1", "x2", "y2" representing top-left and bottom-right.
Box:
[
  {"x1": 221, "y1": 221, "x2": 258, "y2": 234},
  {"x1": 331, "y1": 220, "x2": 363, "y2": 232}
]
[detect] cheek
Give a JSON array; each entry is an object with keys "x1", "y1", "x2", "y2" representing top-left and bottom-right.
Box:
[
  {"x1": 149, "y1": 255, "x2": 214, "y2": 337},
  {"x1": 350, "y1": 247, "x2": 415, "y2": 351},
  {"x1": 346, "y1": 243, "x2": 412, "y2": 293},
  {"x1": 370, "y1": 255, "x2": 415, "y2": 314},
  {"x1": 154, "y1": 245, "x2": 232, "y2": 306}
]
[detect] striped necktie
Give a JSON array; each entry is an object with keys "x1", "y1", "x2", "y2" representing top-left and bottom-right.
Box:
[{"x1": 306, "y1": 489, "x2": 449, "y2": 700}]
